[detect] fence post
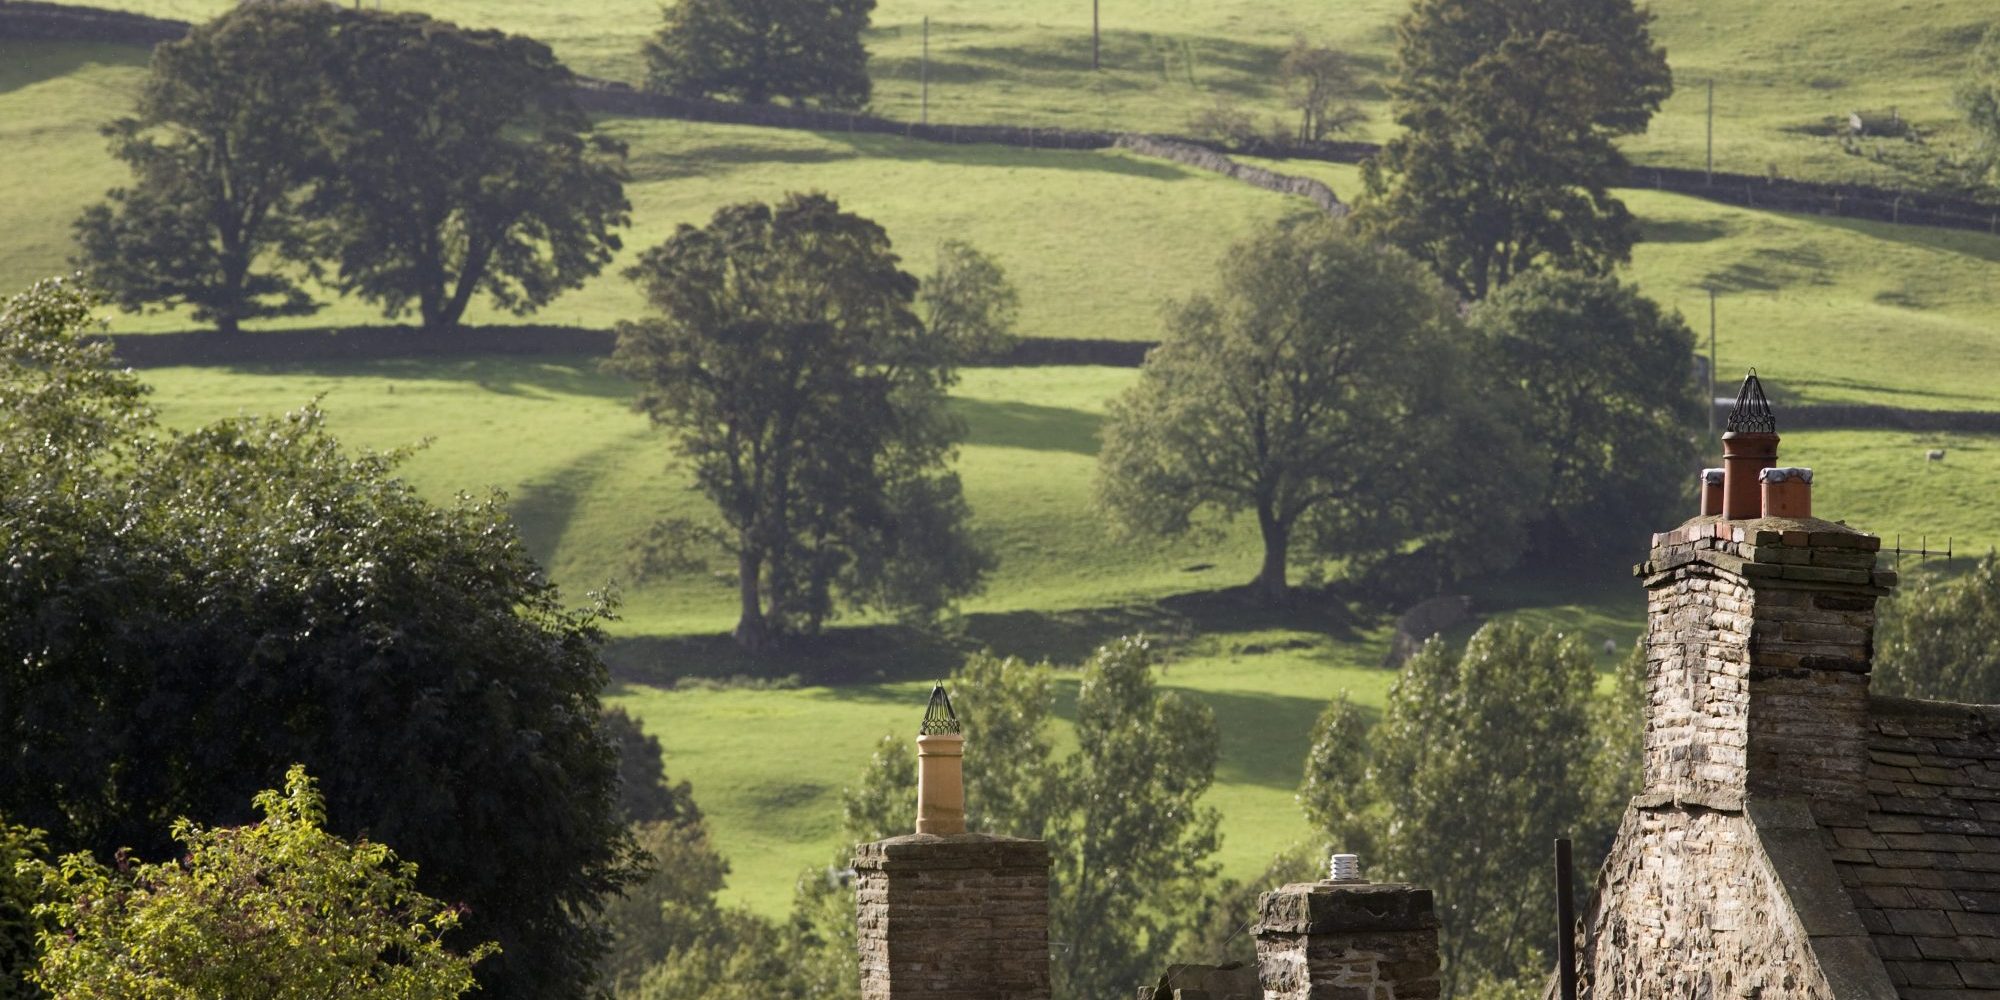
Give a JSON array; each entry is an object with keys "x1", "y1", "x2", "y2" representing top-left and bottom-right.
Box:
[{"x1": 1894, "y1": 195, "x2": 1902, "y2": 225}]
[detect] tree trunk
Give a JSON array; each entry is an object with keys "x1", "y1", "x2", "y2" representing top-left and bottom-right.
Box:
[
  {"x1": 1252, "y1": 506, "x2": 1290, "y2": 604},
  {"x1": 733, "y1": 548, "x2": 775, "y2": 651}
]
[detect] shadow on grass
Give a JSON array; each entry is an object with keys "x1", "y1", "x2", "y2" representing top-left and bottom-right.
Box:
[
  {"x1": 1809, "y1": 213, "x2": 2000, "y2": 267},
  {"x1": 623, "y1": 142, "x2": 861, "y2": 183},
  {"x1": 0, "y1": 40, "x2": 148, "y2": 97},
  {"x1": 824, "y1": 131, "x2": 1193, "y2": 179},
  {"x1": 1638, "y1": 216, "x2": 1733, "y2": 244},
  {"x1": 215, "y1": 356, "x2": 638, "y2": 402},
  {"x1": 605, "y1": 584, "x2": 1370, "y2": 688},
  {"x1": 953, "y1": 398, "x2": 1103, "y2": 455}
]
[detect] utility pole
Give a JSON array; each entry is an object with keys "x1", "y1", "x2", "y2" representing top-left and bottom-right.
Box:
[
  {"x1": 1708, "y1": 288, "x2": 1718, "y2": 436},
  {"x1": 1706, "y1": 78, "x2": 1715, "y2": 185},
  {"x1": 1092, "y1": 0, "x2": 1101, "y2": 71},
  {"x1": 921, "y1": 16, "x2": 930, "y2": 125}
]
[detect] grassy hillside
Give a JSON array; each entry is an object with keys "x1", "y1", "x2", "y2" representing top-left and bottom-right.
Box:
[
  {"x1": 0, "y1": 43, "x2": 1310, "y2": 339},
  {"x1": 138, "y1": 357, "x2": 2000, "y2": 914},
  {"x1": 88, "y1": 0, "x2": 2000, "y2": 187},
  {"x1": 14, "y1": 0, "x2": 2000, "y2": 925}
]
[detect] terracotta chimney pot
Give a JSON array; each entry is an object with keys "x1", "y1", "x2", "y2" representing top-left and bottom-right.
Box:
[
  {"x1": 1700, "y1": 468, "x2": 1724, "y2": 517},
  {"x1": 1760, "y1": 467, "x2": 1813, "y2": 519}
]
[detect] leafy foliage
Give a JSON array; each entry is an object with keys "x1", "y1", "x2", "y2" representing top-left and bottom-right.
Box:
[
  {"x1": 1356, "y1": 0, "x2": 1673, "y2": 299},
  {"x1": 1959, "y1": 26, "x2": 2000, "y2": 191},
  {"x1": 798, "y1": 640, "x2": 1221, "y2": 1000},
  {"x1": 1096, "y1": 217, "x2": 1536, "y2": 602},
  {"x1": 1471, "y1": 272, "x2": 1703, "y2": 551},
  {"x1": 0, "y1": 278, "x2": 636, "y2": 1000},
  {"x1": 0, "y1": 818, "x2": 46, "y2": 1000},
  {"x1": 1279, "y1": 40, "x2": 1368, "y2": 143},
  {"x1": 605, "y1": 707, "x2": 704, "y2": 827},
  {"x1": 920, "y1": 240, "x2": 1021, "y2": 361},
  {"x1": 1877, "y1": 556, "x2": 2000, "y2": 704},
  {"x1": 71, "y1": 3, "x2": 334, "y2": 334},
  {"x1": 71, "y1": 4, "x2": 627, "y2": 334},
  {"x1": 645, "y1": 0, "x2": 874, "y2": 109},
  {"x1": 307, "y1": 11, "x2": 630, "y2": 331},
  {"x1": 28, "y1": 767, "x2": 493, "y2": 1000},
  {"x1": 610, "y1": 194, "x2": 992, "y2": 649},
  {"x1": 1301, "y1": 623, "x2": 1632, "y2": 996}
]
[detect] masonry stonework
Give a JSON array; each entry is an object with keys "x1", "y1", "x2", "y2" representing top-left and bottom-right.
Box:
[
  {"x1": 1640, "y1": 516, "x2": 1891, "y2": 808},
  {"x1": 1255, "y1": 881, "x2": 1440, "y2": 1000},
  {"x1": 853, "y1": 833, "x2": 1050, "y2": 1000},
  {"x1": 1581, "y1": 806, "x2": 1834, "y2": 1000}
]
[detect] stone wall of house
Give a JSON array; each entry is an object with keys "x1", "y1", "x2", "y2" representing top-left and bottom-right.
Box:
[
  {"x1": 853, "y1": 833, "x2": 1050, "y2": 1000},
  {"x1": 1580, "y1": 805, "x2": 1833, "y2": 1000}
]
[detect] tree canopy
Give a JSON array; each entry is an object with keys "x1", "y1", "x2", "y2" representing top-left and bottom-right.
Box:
[
  {"x1": 306, "y1": 11, "x2": 630, "y2": 331},
  {"x1": 1877, "y1": 556, "x2": 2000, "y2": 704},
  {"x1": 645, "y1": 0, "x2": 874, "y2": 109},
  {"x1": 610, "y1": 193, "x2": 992, "y2": 649},
  {"x1": 1471, "y1": 271, "x2": 1702, "y2": 549},
  {"x1": 810, "y1": 640, "x2": 1221, "y2": 1000},
  {"x1": 1356, "y1": 0, "x2": 1672, "y2": 299},
  {"x1": 1959, "y1": 26, "x2": 2000, "y2": 191},
  {"x1": 72, "y1": 1, "x2": 337, "y2": 333},
  {"x1": 1302, "y1": 623, "x2": 1636, "y2": 996},
  {"x1": 72, "y1": 3, "x2": 628, "y2": 334},
  {"x1": 0, "y1": 277, "x2": 636, "y2": 1000},
  {"x1": 1096, "y1": 217, "x2": 1534, "y2": 602},
  {"x1": 28, "y1": 767, "x2": 495, "y2": 1000}
]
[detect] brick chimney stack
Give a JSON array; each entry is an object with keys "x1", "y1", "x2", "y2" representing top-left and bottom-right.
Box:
[
  {"x1": 854, "y1": 686, "x2": 1051, "y2": 1000},
  {"x1": 1255, "y1": 854, "x2": 1441, "y2": 1000},
  {"x1": 1638, "y1": 371, "x2": 1896, "y2": 810}
]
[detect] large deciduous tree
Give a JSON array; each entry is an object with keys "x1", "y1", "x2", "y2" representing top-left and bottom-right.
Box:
[
  {"x1": 308, "y1": 12, "x2": 630, "y2": 331},
  {"x1": 0, "y1": 278, "x2": 638, "y2": 1000},
  {"x1": 645, "y1": 0, "x2": 874, "y2": 109},
  {"x1": 1471, "y1": 271, "x2": 1702, "y2": 551},
  {"x1": 1301, "y1": 623, "x2": 1633, "y2": 997},
  {"x1": 28, "y1": 768, "x2": 494, "y2": 1000},
  {"x1": 610, "y1": 193, "x2": 991, "y2": 650},
  {"x1": 1355, "y1": 0, "x2": 1672, "y2": 299},
  {"x1": 72, "y1": 1, "x2": 336, "y2": 334},
  {"x1": 1096, "y1": 217, "x2": 1534, "y2": 603}
]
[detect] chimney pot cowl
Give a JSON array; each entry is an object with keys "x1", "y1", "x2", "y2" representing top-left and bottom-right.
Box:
[{"x1": 1701, "y1": 468, "x2": 1725, "y2": 484}]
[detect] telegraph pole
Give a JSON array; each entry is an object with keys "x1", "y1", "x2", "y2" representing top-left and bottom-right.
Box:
[
  {"x1": 1706, "y1": 79, "x2": 1715, "y2": 185},
  {"x1": 1092, "y1": 0, "x2": 1101, "y2": 71},
  {"x1": 921, "y1": 16, "x2": 930, "y2": 124},
  {"x1": 1708, "y1": 288, "x2": 1719, "y2": 436}
]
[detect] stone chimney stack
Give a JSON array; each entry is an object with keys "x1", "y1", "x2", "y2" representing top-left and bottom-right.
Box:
[
  {"x1": 1637, "y1": 371, "x2": 1896, "y2": 810},
  {"x1": 854, "y1": 686, "x2": 1051, "y2": 1000},
  {"x1": 1255, "y1": 854, "x2": 1441, "y2": 1000}
]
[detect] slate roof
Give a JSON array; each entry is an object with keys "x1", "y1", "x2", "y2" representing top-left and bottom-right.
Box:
[{"x1": 1816, "y1": 696, "x2": 2000, "y2": 997}]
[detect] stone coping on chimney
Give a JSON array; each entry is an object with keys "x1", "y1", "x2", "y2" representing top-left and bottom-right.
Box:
[
  {"x1": 852, "y1": 832, "x2": 1048, "y2": 872},
  {"x1": 1256, "y1": 881, "x2": 1437, "y2": 935},
  {"x1": 1638, "y1": 515, "x2": 1895, "y2": 594}
]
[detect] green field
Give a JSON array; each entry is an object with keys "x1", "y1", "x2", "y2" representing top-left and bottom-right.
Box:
[
  {"x1": 138, "y1": 359, "x2": 2000, "y2": 913},
  {"x1": 11, "y1": 0, "x2": 2000, "y2": 923}
]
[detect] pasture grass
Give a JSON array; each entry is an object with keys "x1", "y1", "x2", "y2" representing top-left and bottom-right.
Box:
[
  {"x1": 87, "y1": 0, "x2": 2000, "y2": 187},
  {"x1": 139, "y1": 355, "x2": 2000, "y2": 914}
]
